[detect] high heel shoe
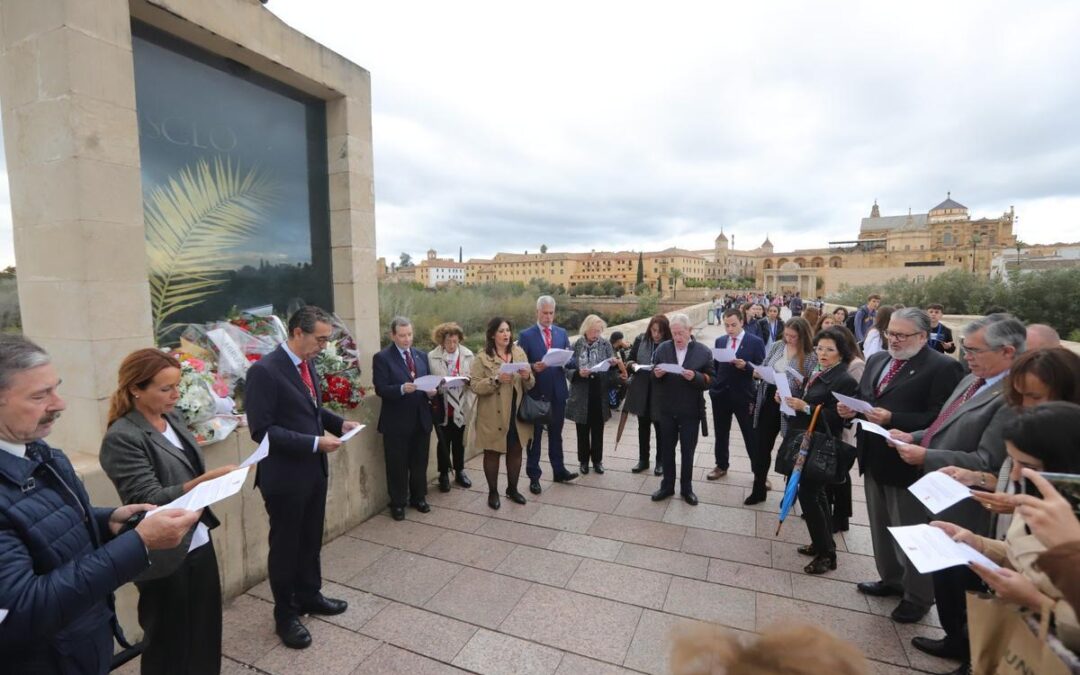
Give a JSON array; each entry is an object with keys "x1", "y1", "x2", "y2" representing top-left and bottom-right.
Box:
[
  {"x1": 804, "y1": 553, "x2": 837, "y2": 575},
  {"x1": 797, "y1": 544, "x2": 817, "y2": 557},
  {"x1": 487, "y1": 493, "x2": 501, "y2": 510},
  {"x1": 505, "y1": 488, "x2": 526, "y2": 505}
]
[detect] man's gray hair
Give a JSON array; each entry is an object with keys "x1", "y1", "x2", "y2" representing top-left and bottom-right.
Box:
[
  {"x1": 287, "y1": 305, "x2": 333, "y2": 335},
  {"x1": 964, "y1": 313, "x2": 1027, "y2": 354},
  {"x1": 891, "y1": 307, "x2": 931, "y2": 334},
  {"x1": 536, "y1": 295, "x2": 556, "y2": 310},
  {"x1": 669, "y1": 313, "x2": 692, "y2": 330},
  {"x1": 389, "y1": 316, "x2": 412, "y2": 335},
  {"x1": 0, "y1": 335, "x2": 52, "y2": 391}
]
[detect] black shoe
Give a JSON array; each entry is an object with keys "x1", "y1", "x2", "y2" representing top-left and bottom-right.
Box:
[
  {"x1": 529, "y1": 480, "x2": 542, "y2": 495},
  {"x1": 743, "y1": 490, "x2": 767, "y2": 506},
  {"x1": 911, "y1": 636, "x2": 967, "y2": 660},
  {"x1": 554, "y1": 471, "x2": 579, "y2": 483},
  {"x1": 410, "y1": 500, "x2": 431, "y2": 514},
  {"x1": 488, "y1": 493, "x2": 501, "y2": 510},
  {"x1": 797, "y1": 544, "x2": 817, "y2": 557},
  {"x1": 681, "y1": 491, "x2": 698, "y2": 506},
  {"x1": 804, "y1": 553, "x2": 837, "y2": 575},
  {"x1": 631, "y1": 461, "x2": 649, "y2": 473},
  {"x1": 390, "y1": 506, "x2": 405, "y2": 521},
  {"x1": 891, "y1": 599, "x2": 930, "y2": 624},
  {"x1": 455, "y1": 471, "x2": 472, "y2": 488},
  {"x1": 505, "y1": 488, "x2": 527, "y2": 505},
  {"x1": 593, "y1": 463, "x2": 604, "y2": 474},
  {"x1": 832, "y1": 518, "x2": 849, "y2": 533},
  {"x1": 438, "y1": 472, "x2": 451, "y2": 493},
  {"x1": 856, "y1": 580, "x2": 903, "y2": 597},
  {"x1": 651, "y1": 488, "x2": 674, "y2": 502},
  {"x1": 276, "y1": 616, "x2": 312, "y2": 649},
  {"x1": 654, "y1": 466, "x2": 663, "y2": 476},
  {"x1": 580, "y1": 463, "x2": 590, "y2": 474},
  {"x1": 294, "y1": 594, "x2": 348, "y2": 616}
]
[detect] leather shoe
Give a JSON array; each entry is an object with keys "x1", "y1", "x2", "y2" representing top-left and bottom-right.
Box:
[
  {"x1": 488, "y1": 493, "x2": 501, "y2": 510},
  {"x1": 505, "y1": 488, "x2": 527, "y2": 505},
  {"x1": 294, "y1": 594, "x2": 347, "y2": 616},
  {"x1": 911, "y1": 636, "x2": 966, "y2": 660},
  {"x1": 580, "y1": 463, "x2": 590, "y2": 474},
  {"x1": 438, "y1": 472, "x2": 451, "y2": 493},
  {"x1": 553, "y1": 471, "x2": 579, "y2": 483},
  {"x1": 651, "y1": 488, "x2": 674, "y2": 502},
  {"x1": 654, "y1": 465, "x2": 663, "y2": 476},
  {"x1": 529, "y1": 480, "x2": 542, "y2": 495},
  {"x1": 410, "y1": 500, "x2": 431, "y2": 514},
  {"x1": 390, "y1": 506, "x2": 405, "y2": 521},
  {"x1": 276, "y1": 616, "x2": 311, "y2": 649},
  {"x1": 455, "y1": 471, "x2": 472, "y2": 488},
  {"x1": 593, "y1": 463, "x2": 604, "y2": 474},
  {"x1": 706, "y1": 467, "x2": 728, "y2": 480},
  {"x1": 743, "y1": 490, "x2": 767, "y2": 506},
  {"x1": 631, "y1": 461, "x2": 649, "y2": 473},
  {"x1": 681, "y1": 491, "x2": 699, "y2": 506},
  {"x1": 856, "y1": 580, "x2": 903, "y2": 597},
  {"x1": 891, "y1": 599, "x2": 930, "y2": 624}
]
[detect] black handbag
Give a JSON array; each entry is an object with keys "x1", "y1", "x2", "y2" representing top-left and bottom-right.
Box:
[
  {"x1": 517, "y1": 394, "x2": 552, "y2": 425},
  {"x1": 775, "y1": 407, "x2": 857, "y2": 484}
]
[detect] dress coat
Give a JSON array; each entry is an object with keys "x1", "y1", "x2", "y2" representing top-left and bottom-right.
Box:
[
  {"x1": 518, "y1": 323, "x2": 572, "y2": 405},
  {"x1": 428, "y1": 344, "x2": 476, "y2": 427},
  {"x1": 469, "y1": 347, "x2": 535, "y2": 453},
  {"x1": 373, "y1": 343, "x2": 434, "y2": 437},
  {"x1": 565, "y1": 336, "x2": 617, "y2": 425},
  {"x1": 649, "y1": 340, "x2": 713, "y2": 421}
]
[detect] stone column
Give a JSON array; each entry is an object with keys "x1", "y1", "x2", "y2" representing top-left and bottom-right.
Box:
[{"x1": 0, "y1": 0, "x2": 152, "y2": 457}]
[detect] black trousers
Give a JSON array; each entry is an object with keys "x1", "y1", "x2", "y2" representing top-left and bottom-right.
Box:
[
  {"x1": 933, "y1": 565, "x2": 987, "y2": 651},
  {"x1": 751, "y1": 390, "x2": 782, "y2": 492},
  {"x1": 637, "y1": 415, "x2": 661, "y2": 465},
  {"x1": 711, "y1": 392, "x2": 756, "y2": 470},
  {"x1": 435, "y1": 421, "x2": 466, "y2": 474},
  {"x1": 826, "y1": 477, "x2": 852, "y2": 526},
  {"x1": 798, "y1": 479, "x2": 835, "y2": 555},
  {"x1": 262, "y1": 477, "x2": 327, "y2": 623},
  {"x1": 658, "y1": 414, "x2": 700, "y2": 493},
  {"x1": 576, "y1": 388, "x2": 605, "y2": 465},
  {"x1": 384, "y1": 428, "x2": 431, "y2": 507},
  {"x1": 137, "y1": 541, "x2": 222, "y2": 674}
]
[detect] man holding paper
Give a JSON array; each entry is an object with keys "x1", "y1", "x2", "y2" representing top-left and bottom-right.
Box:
[
  {"x1": 707, "y1": 309, "x2": 765, "y2": 481},
  {"x1": 246, "y1": 306, "x2": 358, "y2": 649}
]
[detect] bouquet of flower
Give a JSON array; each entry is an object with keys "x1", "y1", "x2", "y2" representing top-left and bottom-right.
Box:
[
  {"x1": 313, "y1": 316, "x2": 366, "y2": 413},
  {"x1": 172, "y1": 353, "x2": 239, "y2": 444}
]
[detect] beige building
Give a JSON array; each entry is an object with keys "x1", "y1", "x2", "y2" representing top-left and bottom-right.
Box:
[{"x1": 413, "y1": 249, "x2": 466, "y2": 287}]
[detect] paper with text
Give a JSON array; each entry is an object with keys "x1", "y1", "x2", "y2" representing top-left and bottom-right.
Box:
[
  {"x1": 148, "y1": 466, "x2": 250, "y2": 518},
  {"x1": 888, "y1": 524, "x2": 1002, "y2": 574},
  {"x1": 240, "y1": 435, "x2": 269, "y2": 468},
  {"x1": 833, "y1": 392, "x2": 874, "y2": 414},
  {"x1": 188, "y1": 523, "x2": 210, "y2": 552},
  {"x1": 657, "y1": 362, "x2": 686, "y2": 375},
  {"x1": 751, "y1": 363, "x2": 776, "y2": 384},
  {"x1": 855, "y1": 419, "x2": 899, "y2": 444},
  {"x1": 774, "y1": 368, "x2": 796, "y2": 415},
  {"x1": 909, "y1": 472, "x2": 972, "y2": 514},
  {"x1": 786, "y1": 367, "x2": 805, "y2": 383},
  {"x1": 541, "y1": 348, "x2": 573, "y2": 368},
  {"x1": 338, "y1": 424, "x2": 365, "y2": 442},
  {"x1": 499, "y1": 362, "x2": 531, "y2": 374},
  {"x1": 712, "y1": 348, "x2": 737, "y2": 363},
  {"x1": 587, "y1": 359, "x2": 613, "y2": 373}
]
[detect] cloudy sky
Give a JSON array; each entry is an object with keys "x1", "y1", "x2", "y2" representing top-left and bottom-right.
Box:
[{"x1": 2, "y1": 0, "x2": 1080, "y2": 267}]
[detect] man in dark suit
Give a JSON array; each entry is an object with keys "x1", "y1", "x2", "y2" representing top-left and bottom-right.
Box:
[
  {"x1": 889, "y1": 314, "x2": 1023, "y2": 671},
  {"x1": 650, "y1": 313, "x2": 713, "y2": 506},
  {"x1": 519, "y1": 295, "x2": 579, "y2": 494},
  {"x1": 837, "y1": 307, "x2": 964, "y2": 624},
  {"x1": 246, "y1": 306, "x2": 358, "y2": 649},
  {"x1": 373, "y1": 316, "x2": 436, "y2": 521},
  {"x1": 707, "y1": 309, "x2": 765, "y2": 481}
]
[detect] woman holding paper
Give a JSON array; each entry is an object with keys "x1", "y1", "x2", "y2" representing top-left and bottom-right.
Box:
[
  {"x1": 780, "y1": 327, "x2": 859, "y2": 574},
  {"x1": 566, "y1": 314, "x2": 623, "y2": 475},
  {"x1": 428, "y1": 322, "x2": 476, "y2": 492},
  {"x1": 470, "y1": 317, "x2": 535, "y2": 510},
  {"x1": 624, "y1": 315, "x2": 673, "y2": 474},
  {"x1": 99, "y1": 349, "x2": 235, "y2": 674}
]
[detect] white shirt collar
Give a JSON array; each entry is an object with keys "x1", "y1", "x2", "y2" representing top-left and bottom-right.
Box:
[
  {"x1": 732, "y1": 330, "x2": 746, "y2": 343},
  {"x1": 281, "y1": 342, "x2": 303, "y2": 367},
  {"x1": 0, "y1": 438, "x2": 26, "y2": 459}
]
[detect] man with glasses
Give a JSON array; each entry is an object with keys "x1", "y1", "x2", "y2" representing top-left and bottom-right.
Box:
[
  {"x1": 247, "y1": 306, "x2": 360, "y2": 649},
  {"x1": 838, "y1": 308, "x2": 964, "y2": 624},
  {"x1": 888, "y1": 314, "x2": 1023, "y2": 671}
]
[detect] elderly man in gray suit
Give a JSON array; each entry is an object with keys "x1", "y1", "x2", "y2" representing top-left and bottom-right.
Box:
[{"x1": 889, "y1": 313, "x2": 1025, "y2": 672}]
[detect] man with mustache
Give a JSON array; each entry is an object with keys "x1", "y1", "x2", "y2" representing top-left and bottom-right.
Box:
[{"x1": 0, "y1": 336, "x2": 199, "y2": 674}]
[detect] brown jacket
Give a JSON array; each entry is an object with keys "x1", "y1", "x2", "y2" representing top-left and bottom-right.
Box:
[{"x1": 469, "y1": 347, "x2": 535, "y2": 452}]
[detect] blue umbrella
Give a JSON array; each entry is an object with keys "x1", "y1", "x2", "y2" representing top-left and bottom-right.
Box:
[{"x1": 776, "y1": 405, "x2": 823, "y2": 536}]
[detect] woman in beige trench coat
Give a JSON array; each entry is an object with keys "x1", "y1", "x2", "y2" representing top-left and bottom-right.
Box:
[{"x1": 470, "y1": 316, "x2": 535, "y2": 510}]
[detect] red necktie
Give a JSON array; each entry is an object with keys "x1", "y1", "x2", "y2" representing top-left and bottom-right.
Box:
[
  {"x1": 922, "y1": 377, "x2": 986, "y2": 448},
  {"x1": 731, "y1": 337, "x2": 738, "y2": 351},
  {"x1": 404, "y1": 349, "x2": 416, "y2": 379},
  {"x1": 298, "y1": 360, "x2": 316, "y2": 398},
  {"x1": 874, "y1": 359, "x2": 907, "y2": 398},
  {"x1": 543, "y1": 326, "x2": 552, "y2": 349}
]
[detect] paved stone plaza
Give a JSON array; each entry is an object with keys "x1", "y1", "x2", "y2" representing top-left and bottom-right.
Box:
[{"x1": 123, "y1": 321, "x2": 955, "y2": 674}]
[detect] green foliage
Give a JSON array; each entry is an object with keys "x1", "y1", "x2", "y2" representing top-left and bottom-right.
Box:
[
  {"x1": 399, "y1": 252, "x2": 413, "y2": 268},
  {"x1": 637, "y1": 289, "x2": 659, "y2": 317},
  {"x1": 635, "y1": 252, "x2": 644, "y2": 286},
  {"x1": 828, "y1": 268, "x2": 1080, "y2": 336}
]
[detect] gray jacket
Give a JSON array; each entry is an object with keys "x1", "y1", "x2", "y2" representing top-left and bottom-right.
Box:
[{"x1": 565, "y1": 336, "x2": 617, "y2": 425}]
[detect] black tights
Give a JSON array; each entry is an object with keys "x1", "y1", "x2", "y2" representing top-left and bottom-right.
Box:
[{"x1": 484, "y1": 444, "x2": 522, "y2": 494}]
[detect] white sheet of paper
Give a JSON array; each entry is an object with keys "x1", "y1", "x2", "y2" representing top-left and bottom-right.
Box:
[
  {"x1": 442, "y1": 376, "x2": 469, "y2": 389},
  {"x1": 888, "y1": 524, "x2": 1002, "y2": 574},
  {"x1": 909, "y1": 472, "x2": 973, "y2": 514},
  {"x1": 413, "y1": 375, "x2": 444, "y2": 392},
  {"x1": 147, "y1": 466, "x2": 250, "y2": 518},
  {"x1": 633, "y1": 364, "x2": 653, "y2": 372},
  {"x1": 773, "y1": 368, "x2": 796, "y2": 415},
  {"x1": 855, "y1": 419, "x2": 898, "y2": 444},
  {"x1": 751, "y1": 362, "x2": 776, "y2": 384},
  {"x1": 541, "y1": 348, "x2": 573, "y2": 367},
  {"x1": 786, "y1": 367, "x2": 805, "y2": 383},
  {"x1": 657, "y1": 362, "x2": 686, "y2": 375},
  {"x1": 587, "y1": 359, "x2": 612, "y2": 373},
  {"x1": 240, "y1": 435, "x2": 270, "y2": 468},
  {"x1": 499, "y1": 362, "x2": 530, "y2": 374},
  {"x1": 338, "y1": 424, "x2": 365, "y2": 442},
  {"x1": 833, "y1": 392, "x2": 874, "y2": 414},
  {"x1": 712, "y1": 347, "x2": 737, "y2": 363},
  {"x1": 0, "y1": 608, "x2": 7, "y2": 625},
  {"x1": 188, "y1": 522, "x2": 210, "y2": 552}
]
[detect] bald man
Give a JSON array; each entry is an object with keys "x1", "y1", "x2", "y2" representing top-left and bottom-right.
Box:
[{"x1": 1026, "y1": 324, "x2": 1060, "y2": 351}]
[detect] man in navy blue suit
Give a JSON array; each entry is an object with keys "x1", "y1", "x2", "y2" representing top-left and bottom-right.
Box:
[
  {"x1": 706, "y1": 309, "x2": 766, "y2": 480},
  {"x1": 372, "y1": 316, "x2": 435, "y2": 520},
  {"x1": 246, "y1": 306, "x2": 359, "y2": 649},
  {"x1": 518, "y1": 296, "x2": 579, "y2": 494}
]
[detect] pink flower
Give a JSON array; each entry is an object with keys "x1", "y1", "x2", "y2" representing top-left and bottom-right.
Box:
[{"x1": 212, "y1": 374, "x2": 230, "y2": 397}]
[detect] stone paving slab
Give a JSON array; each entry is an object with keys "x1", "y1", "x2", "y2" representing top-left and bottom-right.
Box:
[{"x1": 210, "y1": 320, "x2": 950, "y2": 674}]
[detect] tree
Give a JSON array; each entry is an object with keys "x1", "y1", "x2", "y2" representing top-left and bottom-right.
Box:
[
  {"x1": 399, "y1": 252, "x2": 413, "y2": 268},
  {"x1": 635, "y1": 252, "x2": 644, "y2": 287},
  {"x1": 669, "y1": 268, "x2": 683, "y2": 298},
  {"x1": 540, "y1": 244, "x2": 548, "y2": 254}
]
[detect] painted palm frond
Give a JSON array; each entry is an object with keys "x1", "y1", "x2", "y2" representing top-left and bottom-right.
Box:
[{"x1": 145, "y1": 157, "x2": 277, "y2": 341}]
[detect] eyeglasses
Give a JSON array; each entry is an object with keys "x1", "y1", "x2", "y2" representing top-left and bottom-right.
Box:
[
  {"x1": 960, "y1": 342, "x2": 1000, "y2": 355},
  {"x1": 885, "y1": 330, "x2": 923, "y2": 342},
  {"x1": 314, "y1": 335, "x2": 332, "y2": 344}
]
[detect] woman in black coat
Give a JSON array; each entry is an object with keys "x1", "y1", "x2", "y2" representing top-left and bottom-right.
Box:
[
  {"x1": 623, "y1": 315, "x2": 672, "y2": 474},
  {"x1": 780, "y1": 327, "x2": 859, "y2": 575}
]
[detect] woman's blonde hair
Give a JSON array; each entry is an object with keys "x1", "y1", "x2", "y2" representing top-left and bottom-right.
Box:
[
  {"x1": 670, "y1": 621, "x2": 869, "y2": 675},
  {"x1": 579, "y1": 314, "x2": 607, "y2": 337}
]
